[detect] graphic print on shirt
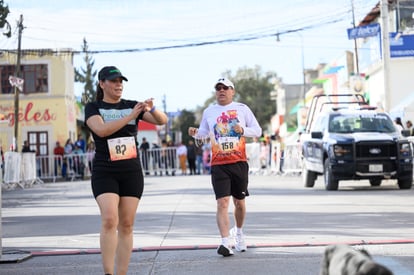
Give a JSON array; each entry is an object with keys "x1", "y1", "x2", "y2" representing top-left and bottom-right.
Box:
[
  {"x1": 99, "y1": 108, "x2": 136, "y2": 125},
  {"x1": 211, "y1": 109, "x2": 246, "y2": 165},
  {"x1": 99, "y1": 107, "x2": 137, "y2": 161}
]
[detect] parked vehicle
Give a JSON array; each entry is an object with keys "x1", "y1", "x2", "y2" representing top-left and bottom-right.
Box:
[{"x1": 300, "y1": 94, "x2": 413, "y2": 190}]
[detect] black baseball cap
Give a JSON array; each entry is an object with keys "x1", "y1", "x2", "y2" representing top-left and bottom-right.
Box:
[{"x1": 98, "y1": 66, "x2": 128, "y2": 81}]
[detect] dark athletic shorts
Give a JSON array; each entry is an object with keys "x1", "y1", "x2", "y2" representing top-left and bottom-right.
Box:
[
  {"x1": 211, "y1": 162, "x2": 249, "y2": 200},
  {"x1": 91, "y1": 169, "x2": 144, "y2": 199}
]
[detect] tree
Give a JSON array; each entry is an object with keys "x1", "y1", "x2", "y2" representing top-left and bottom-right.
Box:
[
  {"x1": 0, "y1": 0, "x2": 11, "y2": 38},
  {"x1": 75, "y1": 38, "x2": 97, "y2": 105},
  {"x1": 200, "y1": 65, "x2": 277, "y2": 131},
  {"x1": 173, "y1": 109, "x2": 196, "y2": 144}
]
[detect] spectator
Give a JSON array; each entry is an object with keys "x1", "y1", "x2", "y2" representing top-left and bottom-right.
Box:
[
  {"x1": 151, "y1": 139, "x2": 161, "y2": 176},
  {"x1": 195, "y1": 142, "x2": 203, "y2": 175},
  {"x1": 406, "y1": 120, "x2": 413, "y2": 136},
  {"x1": 177, "y1": 141, "x2": 188, "y2": 175},
  {"x1": 187, "y1": 140, "x2": 197, "y2": 175},
  {"x1": 167, "y1": 140, "x2": 176, "y2": 176},
  {"x1": 139, "y1": 137, "x2": 150, "y2": 175},
  {"x1": 22, "y1": 140, "x2": 32, "y2": 153},
  {"x1": 72, "y1": 144, "x2": 84, "y2": 179},
  {"x1": 76, "y1": 134, "x2": 86, "y2": 152},
  {"x1": 64, "y1": 138, "x2": 74, "y2": 155},
  {"x1": 86, "y1": 142, "x2": 95, "y2": 176},
  {"x1": 53, "y1": 141, "x2": 64, "y2": 177},
  {"x1": 259, "y1": 140, "x2": 269, "y2": 169},
  {"x1": 276, "y1": 135, "x2": 285, "y2": 173},
  {"x1": 202, "y1": 144, "x2": 211, "y2": 174},
  {"x1": 394, "y1": 117, "x2": 404, "y2": 132}
]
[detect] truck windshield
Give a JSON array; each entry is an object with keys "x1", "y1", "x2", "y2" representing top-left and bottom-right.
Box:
[{"x1": 329, "y1": 114, "x2": 396, "y2": 133}]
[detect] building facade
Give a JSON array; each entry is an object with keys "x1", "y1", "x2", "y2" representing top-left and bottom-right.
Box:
[{"x1": 0, "y1": 49, "x2": 78, "y2": 156}]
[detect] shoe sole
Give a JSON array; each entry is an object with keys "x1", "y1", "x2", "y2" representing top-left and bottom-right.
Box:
[
  {"x1": 235, "y1": 246, "x2": 247, "y2": 252},
  {"x1": 217, "y1": 245, "x2": 234, "y2": 257}
]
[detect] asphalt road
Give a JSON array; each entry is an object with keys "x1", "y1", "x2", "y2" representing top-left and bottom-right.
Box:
[{"x1": 1, "y1": 174, "x2": 414, "y2": 274}]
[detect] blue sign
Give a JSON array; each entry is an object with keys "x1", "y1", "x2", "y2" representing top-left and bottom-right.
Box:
[
  {"x1": 390, "y1": 32, "x2": 414, "y2": 58},
  {"x1": 347, "y1": 23, "x2": 381, "y2": 40}
]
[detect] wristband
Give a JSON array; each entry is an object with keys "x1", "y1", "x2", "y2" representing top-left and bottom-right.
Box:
[{"x1": 149, "y1": 106, "x2": 156, "y2": 113}]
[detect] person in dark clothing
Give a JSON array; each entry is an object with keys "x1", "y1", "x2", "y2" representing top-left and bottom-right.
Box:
[
  {"x1": 139, "y1": 137, "x2": 150, "y2": 175},
  {"x1": 187, "y1": 140, "x2": 197, "y2": 175},
  {"x1": 22, "y1": 140, "x2": 33, "y2": 153},
  {"x1": 195, "y1": 144, "x2": 203, "y2": 175},
  {"x1": 151, "y1": 140, "x2": 161, "y2": 175}
]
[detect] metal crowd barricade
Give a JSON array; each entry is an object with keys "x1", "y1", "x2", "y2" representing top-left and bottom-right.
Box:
[
  {"x1": 140, "y1": 147, "x2": 179, "y2": 176},
  {"x1": 38, "y1": 153, "x2": 92, "y2": 182}
]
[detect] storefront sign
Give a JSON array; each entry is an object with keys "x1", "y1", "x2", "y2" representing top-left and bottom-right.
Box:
[
  {"x1": 347, "y1": 23, "x2": 381, "y2": 40},
  {"x1": 0, "y1": 102, "x2": 57, "y2": 127},
  {"x1": 390, "y1": 32, "x2": 414, "y2": 58}
]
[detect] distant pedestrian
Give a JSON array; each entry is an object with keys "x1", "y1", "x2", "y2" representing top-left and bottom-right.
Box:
[
  {"x1": 139, "y1": 137, "x2": 150, "y2": 175},
  {"x1": 53, "y1": 141, "x2": 64, "y2": 177},
  {"x1": 177, "y1": 141, "x2": 187, "y2": 175},
  {"x1": 187, "y1": 140, "x2": 196, "y2": 175}
]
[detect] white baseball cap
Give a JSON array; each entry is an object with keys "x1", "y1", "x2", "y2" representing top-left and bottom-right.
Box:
[{"x1": 214, "y1": 77, "x2": 234, "y2": 89}]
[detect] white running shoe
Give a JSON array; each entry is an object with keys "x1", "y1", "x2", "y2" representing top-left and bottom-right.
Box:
[
  {"x1": 217, "y1": 244, "x2": 234, "y2": 257},
  {"x1": 230, "y1": 227, "x2": 247, "y2": 252}
]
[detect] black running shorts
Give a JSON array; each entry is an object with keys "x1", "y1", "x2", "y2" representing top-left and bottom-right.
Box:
[
  {"x1": 91, "y1": 169, "x2": 144, "y2": 199},
  {"x1": 211, "y1": 162, "x2": 249, "y2": 200}
]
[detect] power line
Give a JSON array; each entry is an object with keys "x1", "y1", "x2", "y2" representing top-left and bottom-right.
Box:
[{"x1": 1, "y1": 17, "x2": 344, "y2": 55}]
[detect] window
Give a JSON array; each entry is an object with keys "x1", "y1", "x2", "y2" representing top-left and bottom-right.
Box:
[
  {"x1": 27, "y1": 131, "x2": 49, "y2": 156},
  {"x1": 398, "y1": 0, "x2": 414, "y2": 31},
  {"x1": 0, "y1": 64, "x2": 48, "y2": 94}
]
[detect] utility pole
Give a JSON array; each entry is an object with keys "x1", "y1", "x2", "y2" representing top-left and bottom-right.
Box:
[
  {"x1": 13, "y1": 14, "x2": 24, "y2": 152},
  {"x1": 1, "y1": 14, "x2": 31, "y2": 264},
  {"x1": 351, "y1": 0, "x2": 360, "y2": 74},
  {"x1": 380, "y1": 0, "x2": 391, "y2": 112}
]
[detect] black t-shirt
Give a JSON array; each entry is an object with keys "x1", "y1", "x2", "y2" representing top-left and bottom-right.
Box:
[{"x1": 84, "y1": 99, "x2": 144, "y2": 172}]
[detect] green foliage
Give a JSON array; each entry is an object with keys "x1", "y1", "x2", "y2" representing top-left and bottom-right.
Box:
[
  {"x1": 75, "y1": 38, "x2": 97, "y2": 105},
  {"x1": 173, "y1": 109, "x2": 196, "y2": 144},
  {"x1": 198, "y1": 65, "x2": 277, "y2": 130},
  {"x1": 0, "y1": 0, "x2": 11, "y2": 38}
]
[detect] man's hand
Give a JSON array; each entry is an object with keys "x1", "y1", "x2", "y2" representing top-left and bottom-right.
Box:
[
  {"x1": 188, "y1": 127, "x2": 198, "y2": 136},
  {"x1": 233, "y1": 124, "x2": 244, "y2": 135}
]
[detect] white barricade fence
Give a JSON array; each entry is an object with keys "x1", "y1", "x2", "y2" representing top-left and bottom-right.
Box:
[
  {"x1": 246, "y1": 142, "x2": 261, "y2": 174},
  {"x1": 2, "y1": 152, "x2": 41, "y2": 189},
  {"x1": 3, "y1": 152, "x2": 21, "y2": 189},
  {"x1": 21, "y1": 152, "x2": 40, "y2": 187},
  {"x1": 282, "y1": 142, "x2": 303, "y2": 175},
  {"x1": 20, "y1": 147, "x2": 181, "y2": 182}
]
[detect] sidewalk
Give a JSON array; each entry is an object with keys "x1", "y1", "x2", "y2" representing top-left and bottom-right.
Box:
[{"x1": 1, "y1": 175, "x2": 414, "y2": 274}]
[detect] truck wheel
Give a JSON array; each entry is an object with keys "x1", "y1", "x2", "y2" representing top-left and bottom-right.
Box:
[
  {"x1": 303, "y1": 165, "x2": 316, "y2": 188},
  {"x1": 397, "y1": 178, "x2": 412, "y2": 189},
  {"x1": 324, "y1": 159, "x2": 338, "y2": 190},
  {"x1": 369, "y1": 179, "x2": 382, "y2": 186}
]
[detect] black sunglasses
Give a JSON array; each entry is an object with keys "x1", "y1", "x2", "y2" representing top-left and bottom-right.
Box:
[{"x1": 215, "y1": 85, "x2": 230, "y2": 91}]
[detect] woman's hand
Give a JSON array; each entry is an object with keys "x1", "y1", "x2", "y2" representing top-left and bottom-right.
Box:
[{"x1": 144, "y1": 98, "x2": 155, "y2": 112}]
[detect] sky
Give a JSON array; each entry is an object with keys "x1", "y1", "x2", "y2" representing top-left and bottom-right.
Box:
[{"x1": 2, "y1": 0, "x2": 379, "y2": 112}]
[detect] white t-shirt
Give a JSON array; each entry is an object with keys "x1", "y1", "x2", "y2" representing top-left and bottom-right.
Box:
[{"x1": 197, "y1": 102, "x2": 262, "y2": 166}]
